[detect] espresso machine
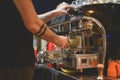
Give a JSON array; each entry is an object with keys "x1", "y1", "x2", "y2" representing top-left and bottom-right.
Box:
[
  {"x1": 47, "y1": 0, "x2": 106, "y2": 74},
  {"x1": 35, "y1": 0, "x2": 120, "y2": 80},
  {"x1": 48, "y1": 16, "x2": 106, "y2": 71}
]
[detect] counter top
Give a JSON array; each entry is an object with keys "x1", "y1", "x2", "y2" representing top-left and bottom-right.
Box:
[{"x1": 34, "y1": 64, "x2": 120, "y2": 80}]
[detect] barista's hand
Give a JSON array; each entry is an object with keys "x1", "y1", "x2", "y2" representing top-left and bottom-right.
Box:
[
  {"x1": 54, "y1": 36, "x2": 70, "y2": 48},
  {"x1": 54, "y1": 2, "x2": 75, "y2": 16}
]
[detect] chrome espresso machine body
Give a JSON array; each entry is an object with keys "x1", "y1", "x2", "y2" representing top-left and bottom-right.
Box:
[{"x1": 47, "y1": 0, "x2": 107, "y2": 71}]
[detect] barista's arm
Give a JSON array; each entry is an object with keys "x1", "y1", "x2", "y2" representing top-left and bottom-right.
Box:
[
  {"x1": 38, "y1": 3, "x2": 74, "y2": 23},
  {"x1": 38, "y1": 9, "x2": 66, "y2": 23},
  {"x1": 13, "y1": 0, "x2": 58, "y2": 42},
  {"x1": 13, "y1": 0, "x2": 70, "y2": 48}
]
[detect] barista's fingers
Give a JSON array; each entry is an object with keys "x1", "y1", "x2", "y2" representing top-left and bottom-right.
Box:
[
  {"x1": 68, "y1": 38, "x2": 70, "y2": 44},
  {"x1": 63, "y1": 39, "x2": 70, "y2": 48},
  {"x1": 67, "y1": 38, "x2": 70, "y2": 47},
  {"x1": 55, "y1": 36, "x2": 70, "y2": 48}
]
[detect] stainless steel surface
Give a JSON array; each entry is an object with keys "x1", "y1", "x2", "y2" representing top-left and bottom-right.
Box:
[
  {"x1": 48, "y1": 16, "x2": 106, "y2": 70},
  {"x1": 63, "y1": 54, "x2": 99, "y2": 69}
]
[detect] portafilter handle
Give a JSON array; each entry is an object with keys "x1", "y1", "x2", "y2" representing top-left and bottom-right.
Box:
[{"x1": 97, "y1": 64, "x2": 104, "y2": 80}]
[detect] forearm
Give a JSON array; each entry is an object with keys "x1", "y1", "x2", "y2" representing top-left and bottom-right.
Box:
[
  {"x1": 40, "y1": 25, "x2": 58, "y2": 43},
  {"x1": 37, "y1": 3, "x2": 74, "y2": 23},
  {"x1": 38, "y1": 10, "x2": 62, "y2": 23},
  {"x1": 13, "y1": 0, "x2": 71, "y2": 48},
  {"x1": 13, "y1": 0, "x2": 58, "y2": 41}
]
